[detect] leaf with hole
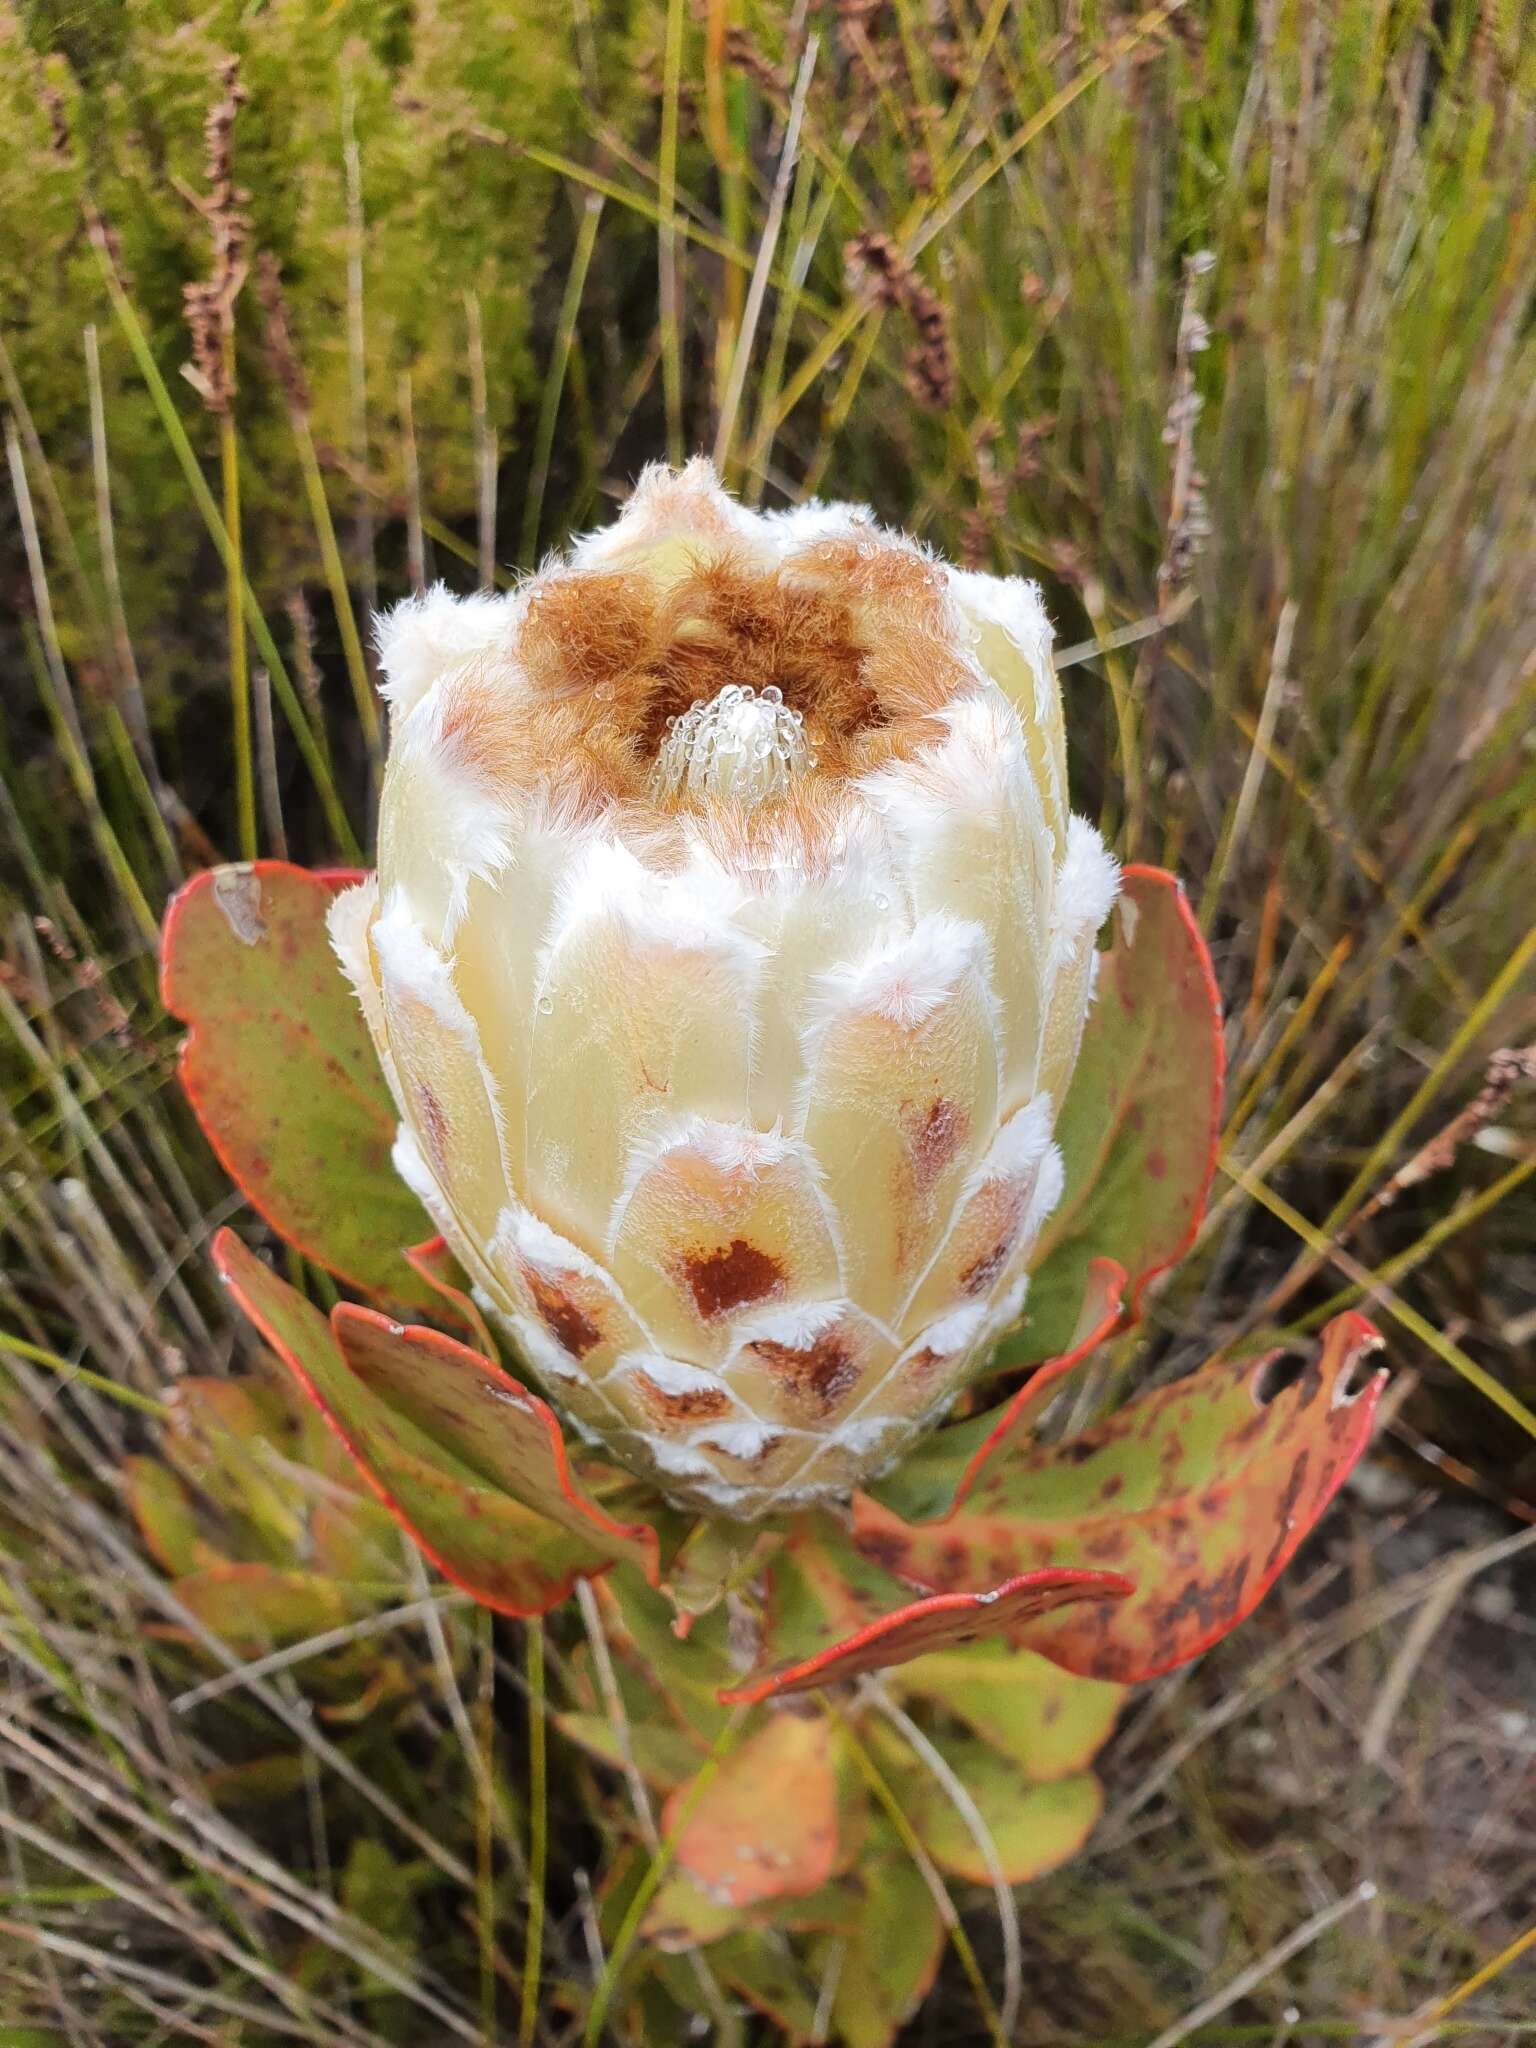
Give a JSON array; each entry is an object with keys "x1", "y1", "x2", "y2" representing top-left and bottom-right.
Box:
[{"x1": 853, "y1": 1312, "x2": 1386, "y2": 1682}]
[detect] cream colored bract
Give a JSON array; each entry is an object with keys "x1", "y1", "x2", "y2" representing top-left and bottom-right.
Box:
[{"x1": 330, "y1": 461, "x2": 1118, "y2": 1516}]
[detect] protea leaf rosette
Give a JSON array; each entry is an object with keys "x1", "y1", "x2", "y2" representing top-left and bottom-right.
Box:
[{"x1": 161, "y1": 461, "x2": 1386, "y2": 1723}]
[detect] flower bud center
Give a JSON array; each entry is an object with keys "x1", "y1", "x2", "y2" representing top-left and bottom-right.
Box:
[{"x1": 649, "y1": 683, "x2": 815, "y2": 810}]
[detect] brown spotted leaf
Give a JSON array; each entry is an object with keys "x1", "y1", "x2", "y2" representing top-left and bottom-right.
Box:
[
  {"x1": 853, "y1": 1312, "x2": 1386, "y2": 1683},
  {"x1": 215, "y1": 1229, "x2": 641, "y2": 1616},
  {"x1": 163, "y1": 862, "x2": 432, "y2": 1303},
  {"x1": 1002, "y1": 866, "x2": 1224, "y2": 1368},
  {"x1": 663, "y1": 1711, "x2": 840, "y2": 1909},
  {"x1": 719, "y1": 1516, "x2": 1129, "y2": 1705}
]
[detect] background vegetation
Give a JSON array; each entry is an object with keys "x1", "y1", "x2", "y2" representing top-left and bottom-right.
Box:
[{"x1": 0, "y1": 0, "x2": 1532, "y2": 2039}]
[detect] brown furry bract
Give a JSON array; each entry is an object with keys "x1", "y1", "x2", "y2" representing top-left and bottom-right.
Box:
[{"x1": 428, "y1": 539, "x2": 974, "y2": 865}]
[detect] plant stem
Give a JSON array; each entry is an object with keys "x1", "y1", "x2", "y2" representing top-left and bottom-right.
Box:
[{"x1": 519, "y1": 1618, "x2": 546, "y2": 2048}]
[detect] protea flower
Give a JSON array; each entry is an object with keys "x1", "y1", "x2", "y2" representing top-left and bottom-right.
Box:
[
  {"x1": 161, "y1": 461, "x2": 1382, "y2": 1730},
  {"x1": 326, "y1": 460, "x2": 1119, "y2": 1517}
]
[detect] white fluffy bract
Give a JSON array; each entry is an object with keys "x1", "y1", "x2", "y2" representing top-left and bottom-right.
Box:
[{"x1": 332, "y1": 461, "x2": 1117, "y2": 1517}]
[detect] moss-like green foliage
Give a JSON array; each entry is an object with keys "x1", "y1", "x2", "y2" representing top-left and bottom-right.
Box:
[{"x1": 1, "y1": 0, "x2": 577, "y2": 644}]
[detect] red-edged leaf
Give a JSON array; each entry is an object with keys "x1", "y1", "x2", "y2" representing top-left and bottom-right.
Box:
[
  {"x1": 214, "y1": 1228, "x2": 632, "y2": 1617},
  {"x1": 853, "y1": 1312, "x2": 1385, "y2": 1683},
  {"x1": 867, "y1": 1256, "x2": 1126, "y2": 1525},
  {"x1": 401, "y1": 1236, "x2": 499, "y2": 1356},
  {"x1": 331, "y1": 1304, "x2": 659, "y2": 1587},
  {"x1": 663, "y1": 1711, "x2": 840, "y2": 1908},
  {"x1": 162, "y1": 862, "x2": 431, "y2": 1303},
  {"x1": 719, "y1": 1516, "x2": 1129, "y2": 1705},
  {"x1": 1002, "y1": 866, "x2": 1224, "y2": 1368}
]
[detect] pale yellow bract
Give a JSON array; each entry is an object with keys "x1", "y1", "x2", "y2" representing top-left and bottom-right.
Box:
[{"x1": 330, "y1": 461, "x2": 1118, "y2": 1517}]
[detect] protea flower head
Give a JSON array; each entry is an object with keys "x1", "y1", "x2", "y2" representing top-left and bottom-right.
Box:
[{"x1": 326, "y1": 461, "x2": 1119, "y2": 1517}]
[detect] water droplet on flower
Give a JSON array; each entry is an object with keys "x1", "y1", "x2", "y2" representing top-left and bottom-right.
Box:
[{"x1": 648, "y1": 680, "x2": 813, "y2": 811}]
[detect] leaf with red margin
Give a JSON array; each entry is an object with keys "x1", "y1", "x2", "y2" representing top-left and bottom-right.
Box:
[
  {"x1": 718, "y1": 1515, "x2": 1129, "y2": 1705},
  {"x1": 401, "y1": 1236, "x2": 499, "y2": 1357},
  {"x1": 162, "y1": 862, "x2": 432, "y2": 1304},
  {"x1": 853, "y1": 1313, "x2": 1385, "y2": 1684},
  {"x1": 663, "y1": 1710, "x2": 840, "y2": 1908},
  {"x1": 867, "y1": 1256, "x2": 1126, "y2": 1525},
  {"x1": 331, "y1": 1303, "x2": 659, "y2": 1586},
  {"x1": 998, "y1": 866, "x2": 1224, "y2": 1371},
  {"x1": 214, "y1": 1229, "x2": 643, "y2": 1616}
]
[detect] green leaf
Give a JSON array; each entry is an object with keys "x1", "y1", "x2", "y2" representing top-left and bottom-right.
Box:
[
  {"x1": 822, "y1": 1852, "x2": 944, "y2": 2048},
  {"x1": 722, "y1": 1515, "x2": 1129, "y2": 1705},
  {"x1": 122, "y1": 1456, "x2": 201, "y2": 1577},
  {"x1": 172, "y1": 1563, "x2": 361, "y2": 1648},
  {"x1": 884, "y1": 1729, "x2": 1103, "y2": 1885},
  {"x1": 854, "y1": 1313, "x2": 1386, "y2": 1683},
  {"x1": 638, "y1": 1869, "x2": 743, "y2": 1951},
  {"x1": 1004, "y1": 866, "x2": 1224, "y2": 1368},
  {"x1": 162, "y1": 862, "x2": 432, "y2": 1304},
  {"x1": 894, "y1": 1641, "x2": 1125, "y2": 1781},
  {"x1": 602, "y1": 1572, "x2": 738, "y2": 1741},
  {"x1": 555, "y1": 1711, "x2": 706, "y2": 1795},
  {"x1": 161, "y1": 1376, "x2": 311, "y2": 1560},
  {"x1": 710, "y1": 1934, "x2": 821, "y2": 2039},
  {"x1": 214, "y1": 1228, "x2": 630, "y2": 1616},
  {"x1": 340, "y1": 1838, "x2": 420, "y2": 2000}
]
